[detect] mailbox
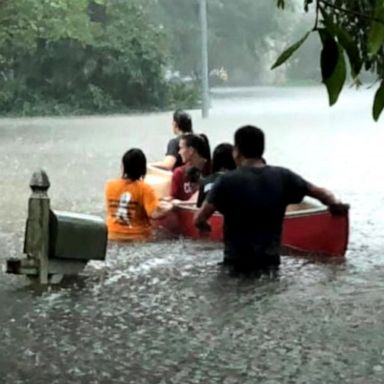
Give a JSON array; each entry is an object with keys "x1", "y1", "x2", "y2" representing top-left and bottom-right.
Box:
[
  {"x1": 5, "y1": 170, "x2": 109, "y2": 284},
  {"x1": 49, "y1": 210, "x2": 107, "y2": 261}
]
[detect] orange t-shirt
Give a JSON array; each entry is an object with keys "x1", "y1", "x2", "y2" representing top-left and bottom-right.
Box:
[{"x1": 105, "y1": 178, "x2": 158, "y2": 241}]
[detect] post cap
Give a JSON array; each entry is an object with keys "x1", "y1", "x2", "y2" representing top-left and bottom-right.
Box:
[{"x1": 30, "y1": 170, "x2": 50, "y2": 192}]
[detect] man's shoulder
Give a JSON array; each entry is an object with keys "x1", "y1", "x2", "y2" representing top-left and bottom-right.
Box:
[
  {"x1": 267, "y1": 165, "x2": 304, "y2": 179},
  {"x1": 219, "y1": 165, "x2": 297, "y2": 182},
  {"x1": 212, "y1": 169, "x2": 247, "y2": 189}
]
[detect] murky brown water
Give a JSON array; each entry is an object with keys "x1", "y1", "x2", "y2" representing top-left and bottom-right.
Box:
[{"x1": 1, "y1": 86, "x2": 384, "y2": 383}]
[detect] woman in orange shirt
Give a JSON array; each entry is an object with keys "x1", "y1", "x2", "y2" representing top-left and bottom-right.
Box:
[{"x1": 105, "y1": 148, "x2": 172, "y2": 240}]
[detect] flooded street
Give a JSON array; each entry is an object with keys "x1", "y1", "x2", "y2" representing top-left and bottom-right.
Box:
[{"x1": 1, "y1": 86, "x2": 384, "y2": 383}]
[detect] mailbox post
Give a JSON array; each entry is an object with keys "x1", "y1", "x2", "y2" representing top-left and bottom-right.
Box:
[
  {"x1": 24, "y1": 170, "x2": 51, "y2": 284},
  {"x1": 5, "y1": 170, "x2": 107, "y2": 284}
]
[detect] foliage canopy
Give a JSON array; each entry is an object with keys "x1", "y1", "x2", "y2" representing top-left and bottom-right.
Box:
[{"x1": 0, "y1": 0, "x2": 196, "y2": 115}]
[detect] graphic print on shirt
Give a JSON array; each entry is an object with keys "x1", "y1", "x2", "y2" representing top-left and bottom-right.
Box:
[
  {"x1": 183, "y1": 182, "x2": 192, "y2": 194},
  {"x1": 115, "y1": 192, "x2": 132, "y2": 226}
]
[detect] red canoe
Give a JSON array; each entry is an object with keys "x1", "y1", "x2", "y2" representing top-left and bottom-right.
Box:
[
  {"x1": 156, "y1": 202, "x2": 349, "y2": 258},
  {"x1": 146, "y1": 166, "x2": 349, "y2": 257}
]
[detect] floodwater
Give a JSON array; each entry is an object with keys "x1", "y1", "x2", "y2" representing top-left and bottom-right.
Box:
[{"x1": 0, "y1": 86, "x2": 384, "y2": 383}]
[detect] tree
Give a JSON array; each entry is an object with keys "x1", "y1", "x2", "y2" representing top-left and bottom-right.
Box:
[
  {"x1": 0, "y1": 0, "x2": 173, "y2": 115},
  {"x1": 150, "y1": 0, "x2": 297, "y2": 85},
  {"x1": 273, "y1": 0, "x2": 384, "y2": 121}
]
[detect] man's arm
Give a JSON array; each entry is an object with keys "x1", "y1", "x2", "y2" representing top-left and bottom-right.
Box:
[
  {"x1": 307, "y1": 183, "x2": 349, "y2": 214},
  {"x1": 194, "y1": 201, "x2": 216, "y2": 231},
  {"x1": 307, "y1": 183, "x2": 339, "y2": 205}
]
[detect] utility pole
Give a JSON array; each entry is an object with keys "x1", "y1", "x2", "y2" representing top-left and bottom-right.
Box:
[{"x1": 199, "y1": 0, "x2": 209, "y2": 118}]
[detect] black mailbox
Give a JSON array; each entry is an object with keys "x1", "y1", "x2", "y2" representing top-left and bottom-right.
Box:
[{"x1": 49, "y1": 210, "x2": 107, "y2": 261}]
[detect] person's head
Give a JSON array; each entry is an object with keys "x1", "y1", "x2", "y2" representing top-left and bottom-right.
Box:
[
  {"x1": 172, "y1": 110, "x2": 193, "y2": 135},
  {"x1": 212, "y1": 143, "x2": 236, "y2": 173},
  {"x1": 233, "y1": 125, "x2": 264, "y2": 164},
  {"x1": 185, "y1": 166, "x2": 202, "y2": 191},
  {"x1": 121, "y1": 148, "x2": 147, "y2": 181},
  {"x1": 179, "y1": 133, "x2": 211, "y2": 170}
]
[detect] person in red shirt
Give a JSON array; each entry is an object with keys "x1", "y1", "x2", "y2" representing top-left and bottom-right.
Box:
[
  {"x1": 170, "y1": 133, "x2": 211, "y2": 201},
  {"x1": 105, "y1": 148, "x2": 172, "y2": 241}
]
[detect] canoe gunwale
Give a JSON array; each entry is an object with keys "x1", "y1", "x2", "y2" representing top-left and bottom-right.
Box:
[{"x1": 174, "y1": 203, "x2": 334, "y2": 219}]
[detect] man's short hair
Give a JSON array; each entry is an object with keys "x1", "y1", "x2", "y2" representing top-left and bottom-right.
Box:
[{"x1": 234, "y1": 125, "x2": 264, "y2": 159}]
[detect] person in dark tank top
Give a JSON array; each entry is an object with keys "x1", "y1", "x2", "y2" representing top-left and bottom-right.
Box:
[
  {"x1": 196, "y1": 142, "x2": 236, "y2": 208},
  {"x1": 152, "y1": 110, "x2": 193, "y2": 171},
  {"x1": 194, "y1": 125, "x2": 348, "y2": 274}
]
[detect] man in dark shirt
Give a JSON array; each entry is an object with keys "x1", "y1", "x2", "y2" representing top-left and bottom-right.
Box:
[
  {"x1": 194, "y1": 125, "x2": 347, "y2": 273},
  {"x1": 152, "y1": 110, "x2": 193, "y2": 170}
]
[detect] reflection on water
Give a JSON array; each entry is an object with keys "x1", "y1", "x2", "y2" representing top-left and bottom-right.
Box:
[{"x1": 1, "y1": 87, "x2": 384, "y2": 383}]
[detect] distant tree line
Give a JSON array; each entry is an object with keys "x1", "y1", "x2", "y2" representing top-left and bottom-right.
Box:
[{"x1": 0, "y1": 0, "x2": 324, "y2": 116}]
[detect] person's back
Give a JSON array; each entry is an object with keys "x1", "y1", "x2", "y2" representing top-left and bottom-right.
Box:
[
  {"x1": 195, "y1": 125, "x2": 346, "y2": 273},
  {"x1": 105, "y1": 148, "x2": 172, "y2": 241},
  {"x1": 209, "y1": 165, "x2": 308, "y2": 268},
  {"x1": 105, "y1": 178, "x2": 158, "y2": 240}
]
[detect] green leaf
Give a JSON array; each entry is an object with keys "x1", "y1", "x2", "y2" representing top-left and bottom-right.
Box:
[
  {"x1": 368, "y1": 4, "x2": 384, "y2": 57},
  {"x1": 319, "y1": 30, "x2": 346, "y2": 106},
  {"x1": 373, "y1": 81, "x2": 384, "y2": 121},
  {"x1": 320, "y1": 29, "x2": 338, "y2": 79},
  {"x1": 271, "y1": 31, "x2": 311, "y2": 69},
  {"x1": 334, "y1": 26, "x2": 362, "y2": 78},
  {"x1": 321, "y1": 13, "x2": 362, "y2": 78}
]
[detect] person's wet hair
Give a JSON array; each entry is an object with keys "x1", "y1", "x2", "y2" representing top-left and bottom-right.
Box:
[
  {"x1": 122, "y1": 148, "x2": 147, "y2": 181},
  {"x1": 181, "y1": 133, "x2": 211, "y2": 172},
  {"x1": 212, "y1": 143, "x2": 236, "y2": 173},
  {"x1": 234, "y1": 125, "x2": 264, "y2": 159},
  {"x1": 173, "y1": 110, "x2": 193, "y2": 133}
]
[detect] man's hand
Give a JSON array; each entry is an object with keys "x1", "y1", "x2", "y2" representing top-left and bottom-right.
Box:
[
  {"x1": 329, "y1": 203, "x2": 350, "y2": 215},
  {"x1": 195, "y1": 221, "x2": 212, "y2": 233},
  {"x1": 194, "y1": 202, "x2": 216, "y2": 233}
]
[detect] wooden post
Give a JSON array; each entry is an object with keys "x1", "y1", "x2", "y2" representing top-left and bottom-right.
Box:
[{"x1": 24, "y1": 170, "x2": 51, "y2": 284}]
